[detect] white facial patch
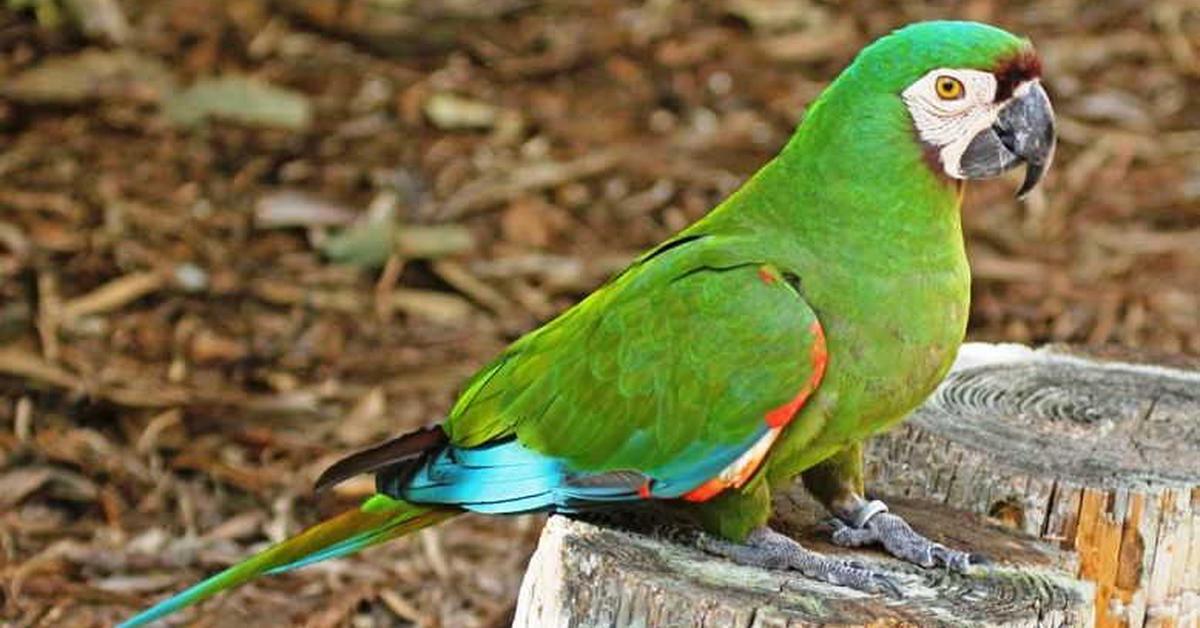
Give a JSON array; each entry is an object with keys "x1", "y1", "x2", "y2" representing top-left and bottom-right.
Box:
[{"x1": 902, "y1": 68, "x2": 1004, "y2": 179}]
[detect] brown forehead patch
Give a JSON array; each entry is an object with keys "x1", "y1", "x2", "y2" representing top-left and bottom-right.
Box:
[{"x1": 993, "y1": 49, "x2": 1042, "y2": 102}]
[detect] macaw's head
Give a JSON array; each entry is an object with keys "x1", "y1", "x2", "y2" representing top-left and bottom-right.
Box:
[{"x1": 805, "y1": 21, "x2": 1055, "y2": 198}]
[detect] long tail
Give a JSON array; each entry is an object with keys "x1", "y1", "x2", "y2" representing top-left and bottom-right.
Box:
[{"x1": 119, "y1": 495, "x2": 460, "y2": 627}]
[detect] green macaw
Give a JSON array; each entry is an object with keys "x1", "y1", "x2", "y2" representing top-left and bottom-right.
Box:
[{"x1": 121, "y1": 20, "x2": 1054, "y2": 626}]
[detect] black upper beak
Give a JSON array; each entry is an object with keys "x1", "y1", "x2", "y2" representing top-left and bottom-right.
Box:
[{"x1": 959, "y1": 82, "x2": 1056, "y2": 198}]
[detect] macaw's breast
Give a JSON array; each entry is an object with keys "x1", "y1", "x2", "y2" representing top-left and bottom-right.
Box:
[{"x1": 770, "y1": 259, "x2": 972, "y2": 479}]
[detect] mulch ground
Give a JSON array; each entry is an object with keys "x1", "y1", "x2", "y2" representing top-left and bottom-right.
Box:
[{"x1": 1, "y1": 1, "x2": 1197, "y2": 626}]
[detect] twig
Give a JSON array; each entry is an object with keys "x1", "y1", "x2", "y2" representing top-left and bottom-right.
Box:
[
  {"x1": 436, "y1": 149, "x2": 624, "y2": 219},
  {"x1": 431, "y1": 260, "x2": 521, "y2": 319},
  {"x1": 378, "y1": 589, "x2": 425, "y2": 624},
  {"x1": 0, "y1": 345, "x2": 79, "y2": 391},
  {"x1": 388, "y1": 288, "x2": 475, "y2": 323},
  {"x1": 0, "y1": 345, "x2": 192, "y2": 407},
  {"x1": 35, "y1": 271, "x2": 61, "y2": 361},
  {"x1": 373, "y1": 254, "x2": 406, "y2": 322},
  {"x1": 59, "y1": 270, "x2": 168, "y2": 323}
]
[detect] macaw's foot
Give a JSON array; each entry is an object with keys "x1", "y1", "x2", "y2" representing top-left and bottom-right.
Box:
[
  {"x1": 697, "y1": 526, "x2": 903, "y2": 597},
  {"x1": 829, "y1": 500, "x2": 984, "y2": 572}
]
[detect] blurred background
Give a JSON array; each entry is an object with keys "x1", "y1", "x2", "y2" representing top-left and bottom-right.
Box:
[{"x1": 0, "y1": 0, "x2": 1197, "y2": 625}]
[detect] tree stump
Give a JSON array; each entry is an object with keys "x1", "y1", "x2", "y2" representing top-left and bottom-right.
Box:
[
  {"x1": 516, "y1": 498, "x2": 1094, "y2": 627},
  {"x1": 515, "y1": 344, "x2": 1199, "y2": 627},
  {"x1": 862, "y1": 343, "x2": 1200, "y2": 628}
]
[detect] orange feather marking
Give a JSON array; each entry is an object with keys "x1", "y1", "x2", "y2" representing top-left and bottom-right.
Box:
[
  {"x1": 766, "y1": 320, "x2": 827, "y2": 428},
  {"x1": 682, "y1": 478, "x2": 726, "y2": 502},
  {"x1": 680, "y1": 318, "x2": 828, "y2": 503}
]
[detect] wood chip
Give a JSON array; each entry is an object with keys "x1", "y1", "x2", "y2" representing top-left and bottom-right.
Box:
[
  {"x1": 0, "y1": 345, "x2": 80, "y2": 391},
  {"x1": 60, "y1": 270, "x2": 168, "y2": 323},
  {"x1": 255, "y1": 190, "x2": 359, "y2": 229},
  {"x1": 437, "y1": 150, "x2": 624, "y2": 219},
  {"x1": 431, "y1": 260, "x2": 521, "y2": 320}
]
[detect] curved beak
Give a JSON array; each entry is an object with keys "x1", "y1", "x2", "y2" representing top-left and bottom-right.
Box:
[{"x1": 959, "y1": 81, "x2": 1056, "y2": 198}]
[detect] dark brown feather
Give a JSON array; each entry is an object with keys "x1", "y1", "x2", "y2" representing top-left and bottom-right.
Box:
[
  {"x1": 992, "y1": 49, "x2": 1043, "y2": 102},
  {"x1": 315, "y1": 426, "x2": 448, "y2": 493}
]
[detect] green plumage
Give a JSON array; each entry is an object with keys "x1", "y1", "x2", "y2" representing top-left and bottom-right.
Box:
[
  {"x1": 445, "y1": 21, "x2": 1030, "y2": 537},
  {"x1": 124, "y1": 21, "x2": 1044, "y2": 624},
  {"x1": 447, "y1": 239, "x2": 821, "y2": 477}
]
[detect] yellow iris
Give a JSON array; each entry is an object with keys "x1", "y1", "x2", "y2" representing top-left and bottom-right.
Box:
[{"x1": 935, "y1": 76, "x2": 965, "y2": 100}]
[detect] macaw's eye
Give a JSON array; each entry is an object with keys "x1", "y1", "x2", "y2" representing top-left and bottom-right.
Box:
[{"x1": 935, "y1": 76, "x2": 965, "y2": 100}]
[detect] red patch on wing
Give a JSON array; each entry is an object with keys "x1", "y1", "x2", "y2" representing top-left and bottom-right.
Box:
[
  {"x1": 758, "y1": 267, "x2": 776, "y2": 284},
  {"x1": 809, "y1": 320, "x2": 828, "y2": 377},
  {"x1": 637, "y1": 480, "x2": 652, "y2": 499},
  {"x1": 679, "y1": 319, "x2": 829, "y2": 503},
  {"x1": 764, "y1": 393, "x2": 807, "y2": 428},
  {"x1": 682, "y1": 478, "x2": 725, "y2": 503},
  {"x1": 765, "y1": 320, "x2": 827, "y2": 428}
]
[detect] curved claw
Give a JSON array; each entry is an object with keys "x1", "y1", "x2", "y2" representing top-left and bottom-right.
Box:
[
  {"x1": 870, "y1": 572, "x2": 905, "y2": 599},
  {"x1": 828, "y1": 517, "x2": 876, "y2": 547},
  {"x1": 968, "y1": 552, "x2": 992, "y2": 567},
  {"x1": 831, "y1": 508, "x2": 978, "y2": 574},
  {"x1": 698, "y1": 526, "x2": 904, "y2": 597},
  {"x1": 797, "y1": 549, "x2": 904, "y2": 598},
  {"x1": 926, "y1": 542, "x2": 973, "y2": 572}
]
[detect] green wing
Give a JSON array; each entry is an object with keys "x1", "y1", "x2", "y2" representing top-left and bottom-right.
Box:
[{"x1": 443, "y1": 235, "x2": 825, "y2": 489}]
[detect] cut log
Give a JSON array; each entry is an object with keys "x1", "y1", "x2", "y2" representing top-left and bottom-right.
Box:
[
  {"x1": 515, "y1": 343, "x2": 1198, "y2": 627},
  {"x1": 862, "y1": 343, "x2": 1200, "y2": 628},
  {"x1": 516, "y1": 497, "x2": 1094, "y2": 627}
]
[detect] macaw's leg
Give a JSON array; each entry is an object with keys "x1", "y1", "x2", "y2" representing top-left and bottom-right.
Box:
[
  {"x1": 802, "y1": 442, "x2": 981, "y2": 571},
  {"x1": 691, "y1": 476, "x2": 901, "y2": 596}
]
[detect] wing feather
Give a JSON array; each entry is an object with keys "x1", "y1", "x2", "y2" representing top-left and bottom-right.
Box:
[{"x1": 439, "y1": 235, "x2": 825, "y2": 499}]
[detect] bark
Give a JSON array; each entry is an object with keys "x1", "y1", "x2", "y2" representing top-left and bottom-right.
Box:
[
  {"x1": 517, "y1": 498, "x2": 1093, "y2": 627},
  {"x1": 514, "y1": 344, "x2": 1198, "y2": 627},
  {"x1": 863, "y1": 343, "x2": 1200, "y2": 628}
]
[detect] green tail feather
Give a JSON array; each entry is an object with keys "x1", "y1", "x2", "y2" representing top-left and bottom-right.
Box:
[{"x1": 119, "y1": 495, "x2": 459, "y2": 627}]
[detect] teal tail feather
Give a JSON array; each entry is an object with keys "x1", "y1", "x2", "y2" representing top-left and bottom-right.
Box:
[{"x1": 119, "y1": 495, "x2": 460, "y2": 627}]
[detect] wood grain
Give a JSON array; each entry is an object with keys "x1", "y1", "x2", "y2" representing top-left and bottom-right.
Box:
[
  {"x1": 863, "y1": 343, "x2": 1200, "y2": 628},
  {"x1": 514, "y1": 344, "x2": 1196, "y2": 627},
  {"x1": 517, "y1": 498, "x2": 1093, "y2": 627}
]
